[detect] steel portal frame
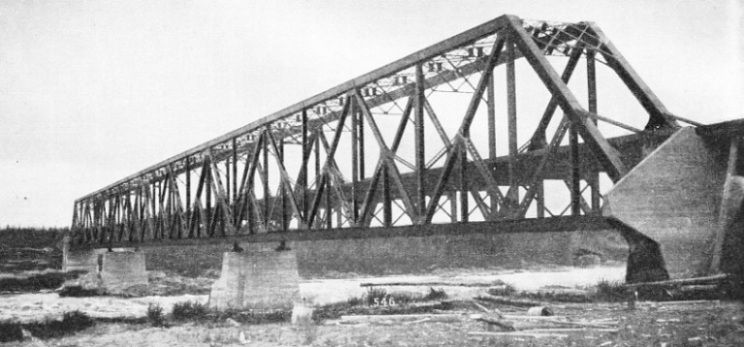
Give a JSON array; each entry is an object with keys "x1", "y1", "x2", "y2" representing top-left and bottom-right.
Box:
[{"x1": 70, "y1": 14, "x2": 700, "y2": 249}]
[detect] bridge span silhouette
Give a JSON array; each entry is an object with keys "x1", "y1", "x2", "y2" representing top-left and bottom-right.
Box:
[{"x1": 68, "y1": 14, "x2": 744, "y2": 286}]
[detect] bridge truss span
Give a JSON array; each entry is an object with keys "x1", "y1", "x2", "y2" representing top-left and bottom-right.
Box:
[{"x1": 71, "y1": 14, "x2": 702, "y2": 249}]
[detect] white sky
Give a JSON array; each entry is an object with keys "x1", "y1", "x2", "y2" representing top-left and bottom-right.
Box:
[{"x1": 0, "y1": 0, "x2": 741, "y2": 227}]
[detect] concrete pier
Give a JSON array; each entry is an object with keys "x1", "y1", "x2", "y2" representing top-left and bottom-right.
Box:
[
  {"x1": 209, "y1": 250, "x2": 301, "y2": 310},
  {"x1": 100, "y1": 251, "x2": 148, "y2": 292},
  {"x1": 62, "y1": 249, "x2": 102, "y2": 273},
  {"x1": 62, "y1": 235, "x2": 148, "y2": 293}
]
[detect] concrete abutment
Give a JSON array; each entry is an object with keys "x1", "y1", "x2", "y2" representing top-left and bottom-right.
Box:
[{"x1": 604, "y1": 127, "x2": 744, "y2": 281}]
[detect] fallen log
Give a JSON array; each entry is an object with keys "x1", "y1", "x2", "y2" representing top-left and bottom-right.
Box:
[
  {"x1": 503, "y1": 315, "x2": 568, "y2": 321},
  {"x1": 403, "y1": 318, "x2": 431, "y2": 325},
  {"x1": 525, "y1": 328, "x2": 618, "y2": 333},
  {"x1": 468, "y1": 331, "x2": 568, "y2": 338},
  {"x1": 339, "y1": 313, "x2": 462, "y2": 323},
  {"x1": 360, "y1": 281, "x2": 507, "y2": 287},
  {"x1": 653, "y1": 299, "x2": 721, "y2": 306},
  {"x1": 624, "y1": 274, "x2": 728, "y2": 288},
  {"x1": 471, "y1": 314, "x2": 516, "y2": 331},
  {"x1": 473, "y1": 314, "x2": 614, "y2": 331},
  {"x1": 680, "y1": 285, "x2": 718, "y2": 292},
  {"x1": 534, "y1": 319, "x2": 616, "y2": 329},
  {"x1": 475, "y1": 294, "x2": 547, "y2": 308},
  {"x1": 504, "y1": 315, "x2": 618, "y2": 326},
  {"x1": 470, "y1": 300, "x2": 502, "y2": 316}
]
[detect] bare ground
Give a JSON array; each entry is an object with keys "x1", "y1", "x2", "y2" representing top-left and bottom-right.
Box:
[{"x1": 2, "y1": 300, "x2": 744, "y2": 347}]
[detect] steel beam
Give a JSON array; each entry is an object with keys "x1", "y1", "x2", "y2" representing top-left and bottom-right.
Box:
[{"x1": 81, "y1": 215, "x2": 612, "y2": 251}]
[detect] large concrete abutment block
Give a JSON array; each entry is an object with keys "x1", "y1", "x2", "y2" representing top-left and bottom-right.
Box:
[
  {"x1": 209, "y1": 250, "x2": 301, "y2": 310},
  {"x1": 604, "y1": 127, "x2": 738, "y2": 280}
]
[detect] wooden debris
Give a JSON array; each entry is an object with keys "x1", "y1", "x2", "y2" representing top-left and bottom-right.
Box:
[
  {"x1": 534, "y1": 319, "x2": 617, "y2": 329},
  {"x1": 470, "y1": 300, "x2": 501, "y2": 316},
  {"x1": 624, "y1": 274, "x2": 728, "y2": 288},
  {"x1": 360, "y1": 281, "x2": 504, "y2": 287},
  {"x1": 475, "y1": 293, "x2": 547, "y2": 308},
  {"x1": 470, "y1": 314, "x2": 516, "y2": 331},
  {"x1": 643, "y1": 299, "x2": 721, "y2": 306},
  {"x1": 339, "y1": 314, "x2": 461, "y2": 324},
  {"x1": 403, "y1": 318, "x2": 431, "y2": 325},
  {"x1": 680, "y1": 284, "x2": 718, "y2": 291},
  {"x1": 503, "y1": 315, "x2": 569, "y2": 321},
  {"x1": 526, "y1": 328, "x2": 619, "y2": 333},
  {"x1": 472, "y1": 314, "x2": 614, "y2": 331},
  {"x1": 468, "y1": 331, "x2": 569, "y2": 338}
]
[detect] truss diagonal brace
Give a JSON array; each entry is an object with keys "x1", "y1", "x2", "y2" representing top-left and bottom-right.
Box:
[
  {"x1": 504, "y1": 15, "x2": 627, "y2": 182},
  {"x1": 424, "y1": 37, "x2": 505, "y2": 223},
  {"x1": 267, "y1": 131, "x2": 308, "y2": 228},
  {"x1": 585, "y1": 23, "x2": 679, "y2": 130},
  {"x1": 354, "y1": 90, "x2": 421, "y2": 224},
  {"x1": 206, "y1": 149, "x2": 237, "y2": 235},
  {"x1": 165, "y1": 164, "x2": 187, "y2": 238},
  {"x1": 527, "y1": 43, "x2": 584, "y2": 151}
]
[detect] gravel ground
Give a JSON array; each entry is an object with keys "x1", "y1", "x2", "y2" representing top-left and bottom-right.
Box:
[{"x1": 2, "y1": 300, "x2": 744, "y2": 347}]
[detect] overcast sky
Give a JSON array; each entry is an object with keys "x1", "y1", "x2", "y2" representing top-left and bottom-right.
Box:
[{"x1": 0, "y1": 0, "x2": 741, "y2": 227}]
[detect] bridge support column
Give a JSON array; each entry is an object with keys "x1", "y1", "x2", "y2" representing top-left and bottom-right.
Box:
[
  {"x1": 209, "y1": 249, "x2": 301, "y2": 310},
  {"x1": 62, "y1": 236, "x2": 102, "y2": 273},
  {"x1": 100, "y1": 251, "x2": 148, "y2": 293},
  {"x1": 63, "y1": 237, "x2": 147, "y2": 293}
]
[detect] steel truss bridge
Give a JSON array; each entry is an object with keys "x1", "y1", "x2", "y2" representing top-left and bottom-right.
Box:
[{"x1": 71, "y1": 15, "x2": 744, "y2": 280}]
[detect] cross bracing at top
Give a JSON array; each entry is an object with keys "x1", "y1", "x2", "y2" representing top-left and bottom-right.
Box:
[{"x1": 70, "y1": 14, "x2": 707, "y2": 249}]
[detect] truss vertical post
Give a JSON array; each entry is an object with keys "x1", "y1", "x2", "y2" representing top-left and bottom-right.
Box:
[
  {"x1": 415, "y1": 64, "x2": 426, "y2": 216},
  {"x1": 459, "y1": 142, "x2": 468, "y2": 223},
  {"x1": 587, "y1": 50, "x2": 601, "y2": 213},
  {"x1": 134, "y1": 188, "x2": 141, "y2": 241},
  {"x1": 487, "y1": 73, "x2": 496, "y2": 159},
  {"x1": 382, "y1": 162, "x2": 392, "y2": 227},
  {"x1": 205, "y1": 160, "x2": 212, "y2": 235},
  {"x1": 506, "y1": 37, "x2": 519, "y2": 210},
  {"x1": 536, "y1": 183, "x2": 545, "y2": 218},
  {"x1": 279, "y1": 135, "x2": 288, "y2": 231},
  {"x1": 351, "y1": 95, "x2": 360, "y2": 226},
  {"x1": 325, "y1": 176, "x2": 332, "y2": 229},
  {"x1": 146, "y1": 182, "x2": 157, "y2": 240},
  {"x1": 185, "y1": 158, "x2": 191, "y2": 232},
  {"x1": 570, "y1": 125, "x2": 581, "y2": 215},
  {"x1": 301, "y1": 110, "x2": 309, "y2": 220},
  {"x1": 487, "y1": 68, "x2": 498, "y2": 217},
  {"x1": 262, "y1": 131, "x2": 270, "y2": 231},
  {"x1": 246, "y1": 157, "x2": 255, "y2": 234},
  {"x1": 359, "y1": 107, "x2": 365, "y2": 180},
  {"x1": 232, "y1": 138, "x2": 238, "y2": 209},
  {"x1": 226, "y1": 157, "x2": 231, "y2": 204}
]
